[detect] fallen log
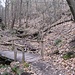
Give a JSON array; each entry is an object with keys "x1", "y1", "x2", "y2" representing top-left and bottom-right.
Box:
[
  {"x1": 43, "y1": 16, "x2": 72, "y2": 33},
  {"x1": 0, "y1": 42, "x2": 12, "y2": 46}
]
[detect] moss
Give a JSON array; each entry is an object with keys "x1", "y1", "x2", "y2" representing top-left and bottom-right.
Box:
[
  {"x1": 11, "y1": 65, "x2": 24, "y2": 75},
  {"x1": 11, "y1": 65, "x2": 19, "y2": 73},
  {"x1": 63, "y1": 51, "x2": 75, "y2": 60},
  {"x1": 54, "y1": 39, "x2": 62, "y2": 46},
  {"x1": 23, "y1": 62, "x2": 29, "y2": 68}
]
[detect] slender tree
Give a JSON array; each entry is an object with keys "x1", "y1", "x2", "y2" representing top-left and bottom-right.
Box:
[
  {"x1": 19, "y1": 0, "x2": 23, "y2": 27},
  {"x1": 25, "y1": 0, "x2": 29, "y2": 28},
  {"x1": 5, "y1": 0, "x2": 8, "y2": 27}
]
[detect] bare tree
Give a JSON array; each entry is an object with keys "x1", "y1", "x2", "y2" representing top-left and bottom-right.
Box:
[
  {"x1": 25, "y1": 0, "x2": 29, "y2": 28},
  {"x1": 5, "y1": 0, "x2": 8, "y2": 28},
  {"x1": 4, "y1": 0, "x2": 10, "y2": 29},
  {"x1": 19, "y1": 0, "x2": 23, "y2": 27},
  {"x1": 11, "y1": 1, "x2": 17, "y2": 29}
]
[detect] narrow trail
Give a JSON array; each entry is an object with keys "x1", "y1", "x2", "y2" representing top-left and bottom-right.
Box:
[{"x1": 31, "y1": 60, "x2": 65, "y2": 75}]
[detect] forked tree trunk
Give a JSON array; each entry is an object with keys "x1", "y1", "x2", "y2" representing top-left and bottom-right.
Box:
[{"x1": 66, "y1": 0, "x2": 75, "y2": 21}]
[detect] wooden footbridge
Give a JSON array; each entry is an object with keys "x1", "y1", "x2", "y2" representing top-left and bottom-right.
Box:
[{"x1": 0, "y1": 34, "x2": 45, "y2": 63}]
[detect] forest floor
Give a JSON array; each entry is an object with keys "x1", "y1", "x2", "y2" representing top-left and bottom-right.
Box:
[
  {"x1": 31, "y1": 20, "x2": 75, "y2": 75},
  {"x1": 0, "y1": 16, "x2": 75, "y2": 75}
]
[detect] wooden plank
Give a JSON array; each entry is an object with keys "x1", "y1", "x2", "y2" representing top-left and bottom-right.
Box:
[{"x1": 0, "y1": 51, "x2": 41, "y2": 62}]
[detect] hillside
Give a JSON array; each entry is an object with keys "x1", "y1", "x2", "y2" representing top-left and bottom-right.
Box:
[
  {"x1": 0, "y1": 16, "x2": 75, "y2": 75},
  {"x1": 0, "y1": 0, "x2": 75, "y2": 75}
]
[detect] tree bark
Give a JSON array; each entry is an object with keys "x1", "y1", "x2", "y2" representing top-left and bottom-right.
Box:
[
  {"x1": 11, "y1": 1, "x2": 17, "y2": 29},
  {"x1": 66, "y1": 0, "x2": 75, "y2": 21},
  {"x1": 5, "y1": 0, "x2": 8, "y2": 28},
  {"x1": 19, "y1": 0, "x2": 23, "y2": 27},
  {"x1": 26, "y1": 1, "x2": 29, "y2": 28}
]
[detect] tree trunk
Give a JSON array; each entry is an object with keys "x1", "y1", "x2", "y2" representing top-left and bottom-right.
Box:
[
  {"x1": 11, "y1": 1, "x2": 17, "y2": 29},
  {"x1": 19, "y1": 0, "x2": 23, "y2": 27},
  {"x1": 25, "y1": 1, "x2": 29, "y2": 28},
  {"x1": 66, "y1": 0, "x2": 75, "y2": 21},
  {"x1": 5, "y1": 0, "x2": 8, "y2": 28}
]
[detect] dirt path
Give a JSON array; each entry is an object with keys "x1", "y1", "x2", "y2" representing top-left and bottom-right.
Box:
[{"x1": 31, "y1": 60, "x2": 65, "y2": 75}]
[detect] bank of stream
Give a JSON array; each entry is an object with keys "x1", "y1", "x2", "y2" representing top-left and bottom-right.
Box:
[{"x1": 0, "y1": 54, "x2": 14, "y2": 65}]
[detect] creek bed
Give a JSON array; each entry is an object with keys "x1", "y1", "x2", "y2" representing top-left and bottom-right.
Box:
[{"x1": 0, "y1": 54, "x2": 14, "y2": 65}]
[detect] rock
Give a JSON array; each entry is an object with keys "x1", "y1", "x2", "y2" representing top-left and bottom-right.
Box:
[
  {"x1": 52, "y1": 50, "x2": 59, "y2": 55},
  {"x1": 69, "y1": 36, "x2": 75, "y2": 49},
  {"x1": 21, "y1": 72, "x2": 31, "y2": 75},
  {"x1": 2, "y1": 72, "x2": 12, "y2": 75}
]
